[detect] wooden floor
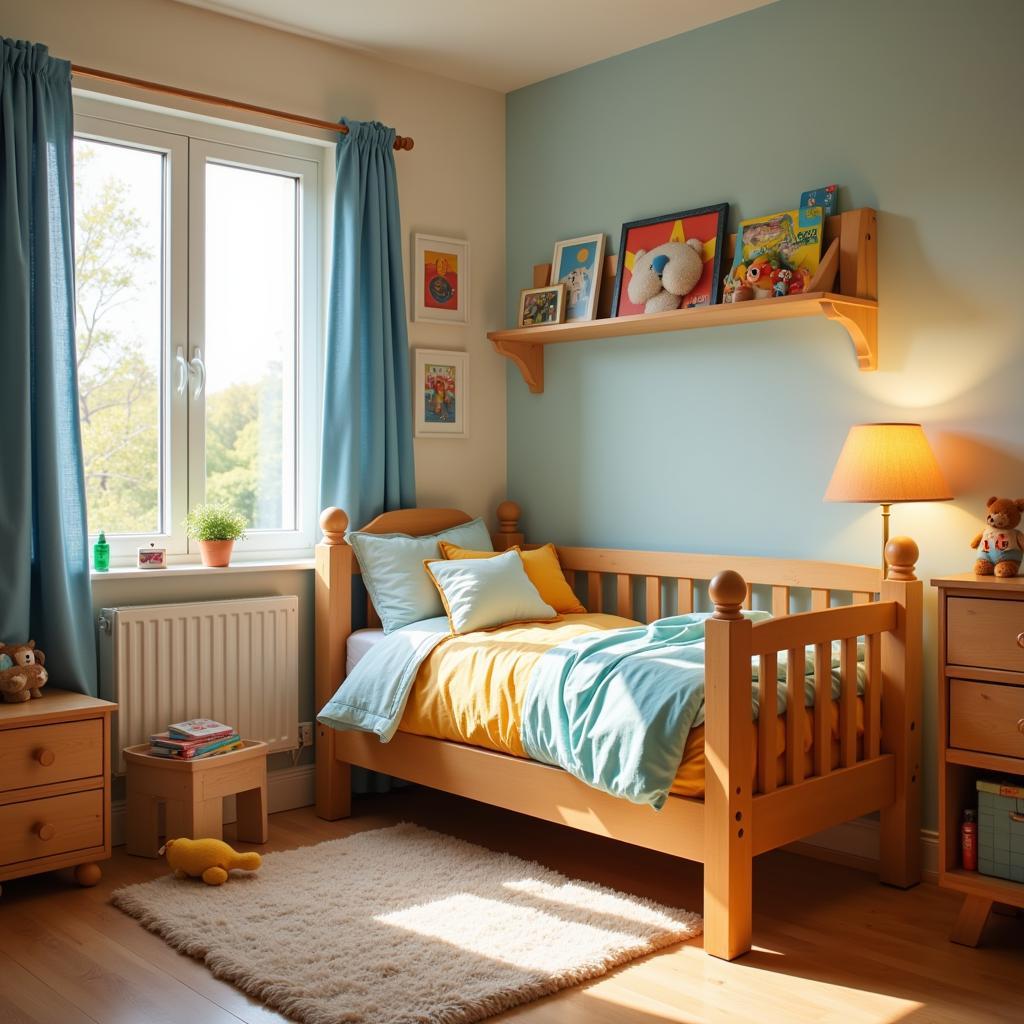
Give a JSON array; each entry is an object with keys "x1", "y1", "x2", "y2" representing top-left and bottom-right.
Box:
[{"x1": 0, "y1": 788, "x2": 1020, "y2": 1024}]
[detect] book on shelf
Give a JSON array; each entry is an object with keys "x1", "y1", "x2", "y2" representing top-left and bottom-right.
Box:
[
  {"x1": 147, "y1": 738, "x2": 243, "y2": 760},
  {"x1": 167, "y1": 717, "x2": 235, "y2": 741}
]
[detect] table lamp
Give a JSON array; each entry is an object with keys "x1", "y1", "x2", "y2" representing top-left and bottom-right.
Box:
[{"x1": 824, "y1": 423, "x2": 951, "y2": 577}]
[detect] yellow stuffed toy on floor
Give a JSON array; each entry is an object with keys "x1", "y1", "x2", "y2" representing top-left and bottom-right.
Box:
[{"x1": 160, "y1": 837, "x2": 262, "y2": 885}]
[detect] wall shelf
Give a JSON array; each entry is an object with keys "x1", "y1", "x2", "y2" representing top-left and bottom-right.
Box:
[{"x1": 491, "y1": 207, "x2": 878, "y2": 393}]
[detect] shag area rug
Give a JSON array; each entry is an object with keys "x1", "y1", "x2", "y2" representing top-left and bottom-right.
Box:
[{"x1": 112, "y1": 823, "x2": 701, "y2": 1024}]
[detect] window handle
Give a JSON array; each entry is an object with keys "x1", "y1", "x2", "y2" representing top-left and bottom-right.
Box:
[
  {"x1": 175, "y1": 347, "x2": 189, "y2": 395},
  {"x1": 189, "y1": 348, "x2": 206, "y2": 400}
]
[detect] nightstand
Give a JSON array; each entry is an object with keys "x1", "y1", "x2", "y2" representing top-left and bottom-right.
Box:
[
  {"x1": 0, "y1": 689, "x2": 115, "y2": 895},
  {"x1": 932, "y1": 573, "x2": 1024, "y2": 945}
]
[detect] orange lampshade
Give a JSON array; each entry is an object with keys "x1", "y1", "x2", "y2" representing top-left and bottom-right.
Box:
[{"x1": 824, "y1": 423, "x2": 951, "y2": 504}]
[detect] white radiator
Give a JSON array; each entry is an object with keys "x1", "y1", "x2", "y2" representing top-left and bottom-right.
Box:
[{"x1": 99, "y1": 596, "x2": 300, "y2": 772}]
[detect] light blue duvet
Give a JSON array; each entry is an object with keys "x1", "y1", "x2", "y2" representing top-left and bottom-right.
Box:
[{"x1": 317, "y1": 612, "x2": 861, "y2": 810}]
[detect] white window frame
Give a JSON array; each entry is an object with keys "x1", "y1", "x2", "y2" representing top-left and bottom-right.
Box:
[{"x1": 74, "y1": 96, "x2": 325, "y2": 564}]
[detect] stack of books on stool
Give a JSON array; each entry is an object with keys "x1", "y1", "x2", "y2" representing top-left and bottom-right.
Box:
[{"x1": 148, "y1": 718, "x2": 241, "y2": 760}]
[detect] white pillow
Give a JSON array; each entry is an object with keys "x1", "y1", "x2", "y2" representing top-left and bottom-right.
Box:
[{"x1": 424, "y1": 548, "x2": 557, "y2": 635}]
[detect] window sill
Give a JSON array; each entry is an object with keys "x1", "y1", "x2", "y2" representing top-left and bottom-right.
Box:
[{"x1": 91, "y1": 558, "x2": 316, "y2": 582}]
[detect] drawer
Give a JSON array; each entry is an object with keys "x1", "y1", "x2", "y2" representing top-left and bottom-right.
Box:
[
  {"x1": 947, "y1": 597, "x2": 1024, "y2": 674},
  {"x1": 0, "y1": 719, "x2": 103, "y2": 792},
  {"x1": 0, "y1": 788, "x2": 104, "y2": 867},
  {"x1": 950, "y1": 679, "x2": 1024, "y2": 759}
]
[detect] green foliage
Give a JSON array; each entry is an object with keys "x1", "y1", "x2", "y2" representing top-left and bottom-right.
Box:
[
  {"x1": 75, "y1": 143, "x2": 160, "y2": 535},
  {"x1": 183, "y1": 502, "x2": 248, "y2": 542}
]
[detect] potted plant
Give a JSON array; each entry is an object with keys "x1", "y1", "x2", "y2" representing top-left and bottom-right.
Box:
[{"x1": 184, "y1": 503, "x2": 248, "y2": 567}]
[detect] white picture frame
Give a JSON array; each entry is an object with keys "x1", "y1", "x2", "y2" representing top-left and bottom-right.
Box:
[
  {"x1": 550, "y1": 232, "x2": 606, "y2": 322},
  {"x1": 412, "y1": 233, "x2": 470, "y2": 324},
  {"x1": 414, "y1": 348, "x2": 469, "y2": 437}
]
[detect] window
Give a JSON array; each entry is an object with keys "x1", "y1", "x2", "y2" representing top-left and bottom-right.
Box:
[{"x1": 73, "y1": 101, "x2": 322, "y2": 562}]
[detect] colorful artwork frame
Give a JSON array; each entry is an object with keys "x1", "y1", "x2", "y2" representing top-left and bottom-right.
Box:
[
  {"x1": 413, "y1": 234, "x2": 470, "y2": 324},
  {"x1": 518, "y1": 283, "x2": 566, "y2": 328},
  {"x1": 611, "y1": 203, "x2": 729, "y2": 317},
  {"x1": 550, "y1": 233, "x2": 606, "y2": 322},
  {"x1": 414, "y1": 348, "x2": 469, "y2": 437}
]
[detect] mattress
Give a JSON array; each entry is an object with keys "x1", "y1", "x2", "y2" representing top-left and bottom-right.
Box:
[{"x1": 395, "y1": 613, "x2": 863, "y2": 800}]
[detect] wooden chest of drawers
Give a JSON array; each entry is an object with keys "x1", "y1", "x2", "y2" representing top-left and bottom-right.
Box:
[
  {"x1": 932, "y1": 574, "x2": 1024, "y2": 947},
  {"x1": 0, "y1": 689, "x2": 115, "y2": 893}
]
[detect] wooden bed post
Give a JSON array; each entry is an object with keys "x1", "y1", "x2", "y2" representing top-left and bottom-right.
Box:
[
  {"x1": 703, "y1": 570, "x2": 755, "y2": 960},
  {"x1": 492, "y1": 500, "x2": 524, "y2": 550},
  {"x1": 315, "y1": 507, "x2": 353, "y2": 820},
  {"x1": 879, "y1": 536, "x2": 923, "y2": 887}
]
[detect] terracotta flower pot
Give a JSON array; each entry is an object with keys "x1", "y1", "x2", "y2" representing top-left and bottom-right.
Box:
[{"x1": 198, "y1": 539, "x2": 235, "y2": 567}]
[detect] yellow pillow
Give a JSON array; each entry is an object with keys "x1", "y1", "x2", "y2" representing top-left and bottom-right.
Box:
[{"x1": 438, "y1": 541, "x2": 586, "y2": 614}]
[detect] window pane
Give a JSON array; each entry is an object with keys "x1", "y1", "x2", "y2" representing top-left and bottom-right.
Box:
[
  {"x1": 204, "y1": 162, "x2": 297, "y2": 532},
  {"x1": 74, "y1": 138, "x2": 163, "y2": 535}
]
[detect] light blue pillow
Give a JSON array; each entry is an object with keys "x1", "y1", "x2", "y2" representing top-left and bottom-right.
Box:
[
  {"x1": 425, "y1": 549, "x2": 557, "y2": 635},
  {"x1": 347, "y1": 517, "x2": 493, "y2": 633}
]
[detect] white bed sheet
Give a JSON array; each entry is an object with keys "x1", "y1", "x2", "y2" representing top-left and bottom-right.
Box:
[{"x1": 346, "y1": 628, "x2": 386, "y2": 675}]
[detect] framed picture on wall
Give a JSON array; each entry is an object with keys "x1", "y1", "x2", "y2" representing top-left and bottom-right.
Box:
[
  {"x1": 611, "y1": 203, "x2": 729, "y2": 317},
  {"x1": 550, "y1": 233, "x2": 606, "y2": 322},
  {"x1": 412, "y1": 234, "x2": 470, "y2": 323},
  {"x1": 414, "y1": 348, "x2": 469, "y2": 437}
]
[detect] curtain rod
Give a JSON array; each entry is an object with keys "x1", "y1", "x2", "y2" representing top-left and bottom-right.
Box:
[{"x1": 71, "y1": 64, "x2": 415, "y2": 151}]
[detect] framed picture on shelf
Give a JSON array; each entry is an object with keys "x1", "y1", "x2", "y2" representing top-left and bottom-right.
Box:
[
  {"x1": 550, "y1": 233, "x2": 606, "y2": 322},
  {"x1": 414, "y1": 348, "x2": 468, "y2": 437},
  {"x1": 518, "y1": 283, "x2": 566, "y2": 328},
  {"x1": 611, "y1": 203, "x2": 729, "y2": 317},
  {"x1": 413, "y1": 234, "x2": 469, "y2": 323}
]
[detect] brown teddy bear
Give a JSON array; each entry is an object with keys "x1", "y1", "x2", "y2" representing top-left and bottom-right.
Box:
[
  {"x1": 970, "y1": 497, "x2": 1024, "y2": 577},
  {"x1": 0, "y1": 640, "x2": 49, "y2": 703}
]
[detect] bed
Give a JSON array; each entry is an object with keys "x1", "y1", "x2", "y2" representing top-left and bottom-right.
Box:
[{"x1": 314, "y1": 501, "x2": 923, "y2": 960}]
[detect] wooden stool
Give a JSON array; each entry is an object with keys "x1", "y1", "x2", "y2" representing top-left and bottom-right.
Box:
[{"x1": 124, "y1": 740, "x2": 268, "y2": 857}]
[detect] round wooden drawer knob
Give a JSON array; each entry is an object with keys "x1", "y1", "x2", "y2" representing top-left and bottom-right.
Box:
[
  {"x1": 35, "y1": 822, "x2": 56, "y2": 841},
  {"x1": 1018, "y1": 718, "x2": 1024, "y2": 735},
  {"x1": 35, "y1": 748, "x2": 55, "y2": 767},
  {"x1": 1017, "y1": 631, "x2": 1024, "y2": 649}
]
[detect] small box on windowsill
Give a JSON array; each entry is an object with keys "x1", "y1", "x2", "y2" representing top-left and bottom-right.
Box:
[{"x1": 137, "y1": 543, "x2": 167, "y2": 569}]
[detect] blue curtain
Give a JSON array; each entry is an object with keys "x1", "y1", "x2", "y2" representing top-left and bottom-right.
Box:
[
  {"x1": 320, "y1": 118, "x2": 415, "y2": 532},
  {"x1": 320, "y1": 119, "x2": 415, "y2": 793},
  {"x1": 0, "y1": 39, "x2": 96, "y2": 695}
]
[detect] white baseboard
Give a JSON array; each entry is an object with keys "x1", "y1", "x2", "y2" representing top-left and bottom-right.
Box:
[
  {"x1": 787, "y1": 818, "x2": 939, "y2": 882},
  {"x1": 112, "y1": 763, "x2": 315, "y2": 847}
]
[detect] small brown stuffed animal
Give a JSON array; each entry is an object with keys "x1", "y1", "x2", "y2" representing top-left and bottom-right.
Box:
[
  {"x1": 0, "y1": 641, "x2": 49, "y2": 703},
  {"x1": 970, "y1": 497, "x2": 1024, "y2": 577}
]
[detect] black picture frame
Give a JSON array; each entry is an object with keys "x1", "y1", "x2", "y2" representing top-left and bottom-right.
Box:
[{"x1": 611, "y1": 203, "x2": 730, "y2": 318}]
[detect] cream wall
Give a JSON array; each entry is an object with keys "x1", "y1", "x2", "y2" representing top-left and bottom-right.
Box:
[
  {"x1": 0, "y1": 0, "x2": 507, "y2": 520},
  {"x1": 0, "y1": 0, "x2": 506, "y2": 780}
]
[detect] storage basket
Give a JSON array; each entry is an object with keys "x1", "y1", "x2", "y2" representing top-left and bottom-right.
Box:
[{"x1": 977, "y1": 778, "x2": 1024, "y2": 883}]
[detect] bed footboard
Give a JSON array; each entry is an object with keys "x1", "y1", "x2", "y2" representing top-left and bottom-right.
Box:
[{"x1": 702, "y1": 537, "x2": 922, "y2": 959}]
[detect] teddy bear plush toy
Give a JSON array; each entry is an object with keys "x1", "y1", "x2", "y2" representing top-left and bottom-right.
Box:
[
  {"x1": 0, "y1": 640, "x2": 48, "y2": 703},
  {"x1": 627, "y1": 238, "x2": 705, "y2": 313},
  {"x1": 970, "y1": 496, "x2": 1024, "y2": 577},
  {"x1": 161, "y1": 836, "x2": 262, "y2": 885}
]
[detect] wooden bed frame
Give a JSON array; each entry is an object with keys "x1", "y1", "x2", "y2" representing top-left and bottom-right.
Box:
[{"x1": 314, "y1": 501, "x2": 922, "y2": 961}]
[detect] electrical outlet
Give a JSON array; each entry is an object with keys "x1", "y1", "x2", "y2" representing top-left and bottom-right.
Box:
[{"x1": 299, "y1": 721, "x2": 313, "y2": 748}]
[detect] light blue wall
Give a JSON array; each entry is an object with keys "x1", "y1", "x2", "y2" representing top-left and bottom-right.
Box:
[{"x1": 506, "y1": 0, "x2": 1024, "y2": 829}]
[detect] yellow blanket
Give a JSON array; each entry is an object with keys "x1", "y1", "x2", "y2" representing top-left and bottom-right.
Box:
[{"x1": 398, "y1": 613, "x2": 860, "y2": 799}]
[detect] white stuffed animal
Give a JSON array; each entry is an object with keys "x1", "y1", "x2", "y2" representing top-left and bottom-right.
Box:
[{"x1": 627, "y1": 238, "x2": 705, "y2": 313}]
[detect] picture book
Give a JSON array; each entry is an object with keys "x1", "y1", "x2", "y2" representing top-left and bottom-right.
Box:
[
  {"x1": 150, "y1": 731, "x2": 241, "y2": 757},
  {"x1": 168, "y1": 718, "x2": 235, "y2": 741},
  {"x1": 800, "y1": 184, "x2": 838, "y2": 219},
  {"x1": 724, "y1": 206, "x2": 824, "y2": 301}
]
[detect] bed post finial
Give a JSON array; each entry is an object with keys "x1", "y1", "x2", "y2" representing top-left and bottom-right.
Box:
[
  {"x1": 884, "y1": 536, "x2": 918, "y2": 581},
  {"x1": 493, "y1": 500, "x2": 524, "y2": 550},
  {"x1": 710, "y1": 570, "x2": 747, "y2": 621},
  {"x1": 319, "y1": 507, "x2": 349, "y2": 546}
]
